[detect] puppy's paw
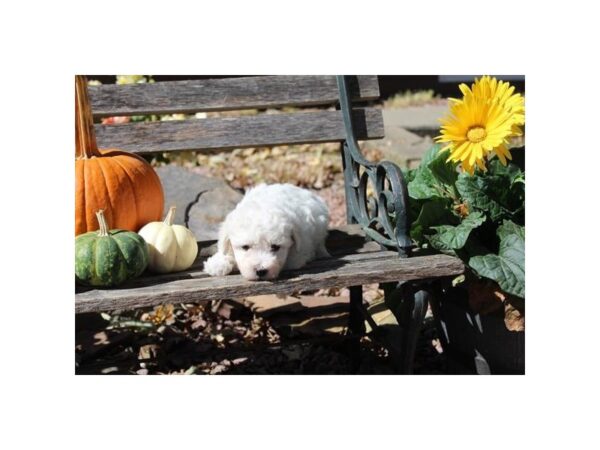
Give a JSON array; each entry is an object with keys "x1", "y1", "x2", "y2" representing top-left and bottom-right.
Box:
[{"x1": 204, "y1": 253, "x2": 235, "y2": 277}]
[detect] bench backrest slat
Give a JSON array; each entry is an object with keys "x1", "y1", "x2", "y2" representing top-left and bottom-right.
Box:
[
  {"x1": 96, "y1": 108, "x2": 384, "y2": 154},
  {"x1": 89, "y1": 75, "x2": 380, "y2": 117}
]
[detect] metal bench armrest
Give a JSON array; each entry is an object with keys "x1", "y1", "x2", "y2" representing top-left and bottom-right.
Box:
[{"x1": 337, "y1": 75, "x2": 413, "y2": 257}]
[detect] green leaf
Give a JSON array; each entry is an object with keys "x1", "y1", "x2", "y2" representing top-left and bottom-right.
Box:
[
  {"x1": 421, "y1": 143, "x2": 443, "y2": 167},
  {"x1": 402, "y1": 168, "x2": 416, "y2": 184},
  {"x1": 497, "y1": 220, "x2": 525, "y2": 241},
  {"x1": 407, "y1": 144, "x2": 455, "y2": 200},
  {"x1": 469, "y1": 225, "x2": 525, "y2": 298},
  {"x1": 410, "y1": 198, "x2": 458, "y2": 242},
  {"x1": 428, "y1": 148, "x2": 458, "y2": 187},
  {"x1": 427, "y1": 211, "x2": 486, "y2": 252},
  {"x1": 455, "y1": 173, "x2": 509, "y2": 221},
  {"x1": 488, "y1": 159, "x2": 522, "y2": 184},
  {"x1": 408, "y1": 166, "x2": 441, "y2": 200}
]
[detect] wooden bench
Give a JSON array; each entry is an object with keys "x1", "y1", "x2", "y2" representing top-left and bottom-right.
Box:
[{"x1": 76, "y1": 75, "x2": 464, "y2": 373}]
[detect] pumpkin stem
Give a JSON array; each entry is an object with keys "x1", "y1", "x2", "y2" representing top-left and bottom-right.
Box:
[
  {"x1": 164, "y1": 206, "x2": 177, "y2": 226},
  {"x1": 95, "y1": 210, "x2": 110, "y2": 237},
  {"x1": 75, "y1": 75, "x2": 101, "y2": 159}
]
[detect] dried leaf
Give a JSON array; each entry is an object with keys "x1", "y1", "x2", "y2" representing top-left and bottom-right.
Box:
[
  {"x1": 210, "y1": 364, "x2": 227, "y2": 374},
  {"x1": 138, "y1": 344, "x2": 159, "y2": 360},
  {"x1": 431, "y1": 339, "x2": 444, "y2": 354},
  {"x1": 452, "y1": 274, "x2": 466, "y2": 287},
  {"x1": 191, "y1": 318, "x2": 207, "y2": 330},
  {"x1": 93, "y1": 331, "x2": 109, "y2": 346},
  {"x1": 145, "y1": 304, "x2": 175, "y2": 325},
  {"x1": 504, "y1": 297, "x2": 525, "y2": 332},
  {"x1": 184, "y1": 366, "x2": 198, "y2": 375}
]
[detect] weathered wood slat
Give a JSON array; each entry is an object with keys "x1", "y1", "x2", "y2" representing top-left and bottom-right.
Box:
[
  {"x1": 95, "y1": 108, "x2": 384, "y2": 154},
  {"x1": 75, "y1": 253, "x2": 464, "y2": 313},
  {"x1": 88, "y1": 75, "x2": 380, "y2": 117}
]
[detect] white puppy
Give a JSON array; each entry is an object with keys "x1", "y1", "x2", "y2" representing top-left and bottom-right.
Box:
[{"x1": 204, "y1": 183, "x2": 330, "y2": 280}]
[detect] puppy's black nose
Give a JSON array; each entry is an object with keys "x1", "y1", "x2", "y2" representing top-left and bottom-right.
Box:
[{"x1": 256, "y1": 269, "x2": 268, "y2": 278}]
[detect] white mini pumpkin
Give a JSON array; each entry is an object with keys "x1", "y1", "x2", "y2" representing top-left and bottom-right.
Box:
[{"x1": 138, "y1": 206, "x2": 199, "y2": 273}]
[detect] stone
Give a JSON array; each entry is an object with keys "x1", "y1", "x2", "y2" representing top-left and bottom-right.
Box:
[
  {"x1": 363, "y1": 125, "x2": 434, "y2": 169},
  {"x1": 382, "y1": 103, "x2": 448, "y2": 134},
  {"x1": 155, "y1": 165, "x2": 243, "y2": 241},
  {"x1": 187, "y1": 184, "x2": 244, "y2": 241}
]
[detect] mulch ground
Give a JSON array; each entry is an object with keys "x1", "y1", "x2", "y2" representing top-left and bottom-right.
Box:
[{"x1": 75, "y1": 299, "x2": 449, "y2": 375}]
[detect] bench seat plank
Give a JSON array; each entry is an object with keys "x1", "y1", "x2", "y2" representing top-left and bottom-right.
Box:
[
  {"x1": 75, "y1": 250, "x2": 464, "y2": 314},
  {"x1": 95, "y1": 108, "x2": 384, "y2": 154},
  {"x1": 89, "y1": 75, "x2": 380, "y2": 117}
]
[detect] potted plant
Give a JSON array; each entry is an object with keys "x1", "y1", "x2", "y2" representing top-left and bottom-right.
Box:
[{"x1": 405, "y1": 76, "x2": 525, "y2": 374}]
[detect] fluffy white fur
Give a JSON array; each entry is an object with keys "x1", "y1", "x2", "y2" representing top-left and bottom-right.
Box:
[{"x1": 204, "y1": 183, "x2": 330, "y2": 280}]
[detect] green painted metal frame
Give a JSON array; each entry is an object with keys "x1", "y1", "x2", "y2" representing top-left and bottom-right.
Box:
[
  {"x1": 337, "y1": 75, "x2": 430, "y2": 374},
  {"x1": 336, "y1": 75, "x2": 412, "y2": 257}
]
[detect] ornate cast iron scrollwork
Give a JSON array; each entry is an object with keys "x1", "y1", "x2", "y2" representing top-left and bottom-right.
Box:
[{"x1": 337, "y1": 76, "x2": 413, "y2": 257}]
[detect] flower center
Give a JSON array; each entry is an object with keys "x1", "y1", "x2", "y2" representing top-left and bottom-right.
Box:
[{"x1": 467, "y1": 126, "x2": 487, "y2": 143}]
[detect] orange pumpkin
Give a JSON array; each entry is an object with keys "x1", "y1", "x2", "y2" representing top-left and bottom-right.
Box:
[{"x1": 75, "y1": 76, "x2": 164, "y2": 236}]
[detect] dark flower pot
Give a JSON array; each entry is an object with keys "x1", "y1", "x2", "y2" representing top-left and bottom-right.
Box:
[{"x1": 431, "y1": 285, "x2": 525, "y2": 375}]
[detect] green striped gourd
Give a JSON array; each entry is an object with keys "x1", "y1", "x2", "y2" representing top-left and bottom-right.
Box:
[{"x1": 75, "y1": 210, "x2": 149, "y2": 287}]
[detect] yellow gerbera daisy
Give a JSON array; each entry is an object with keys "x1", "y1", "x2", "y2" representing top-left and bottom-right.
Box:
[
  {"x1": 437, "y1": 76, "x2": 524, "y2": 175},
  {"x1": 457, "y1": 75, "x2": 525, "y2": 136},
  {"x1": 436, "y1": 92, "x2": 516, "y2": 175}
]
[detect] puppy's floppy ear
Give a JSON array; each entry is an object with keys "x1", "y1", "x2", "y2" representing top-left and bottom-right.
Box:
[
  {"x1": 291, "y1": 225, "x2": 303, "y2": 253},
  {"x1": 204, "y1": 220, "x2": 236, "y2": 277},
  {"x1": 217, "y1": 221, "x2": 234, "y2": 257}
]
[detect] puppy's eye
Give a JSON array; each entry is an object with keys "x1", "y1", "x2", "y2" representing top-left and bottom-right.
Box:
[
  {"x1": 241, "y1": 245, "x2": 250, "y2": 251},
  {"x1": 271, "y1": 244, "x2": 281, "y2": 252}
]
